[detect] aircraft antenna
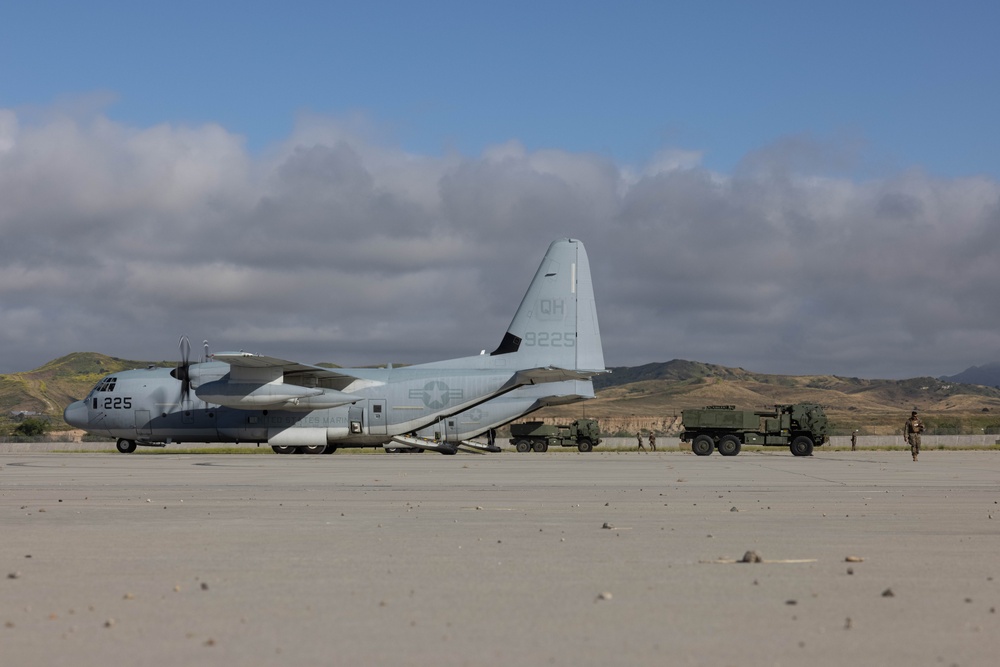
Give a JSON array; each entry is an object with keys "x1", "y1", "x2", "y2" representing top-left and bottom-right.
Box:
[{"x1": 203, "y1": 340, "x2": 210, "y2": 362}]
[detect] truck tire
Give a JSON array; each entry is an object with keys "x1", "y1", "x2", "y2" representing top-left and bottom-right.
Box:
[
  {"x1": 692, "y1": 435, "x2": 714, "y2": 456},
  {"x1": 790, "y1": 436, "x2": 814, "y2": 457},
  {"x1": 577, "y1": 438, "x2": 593, "y2": 452},
  {"x1": 533, "y1": 441, "x2": 547, "y2": 453},
  {"x1": 515, "y1": 440, "x2": 531, "y2": 453},
  {"x1": 718, "y1": 434, "x2": 742, "y2": 456}
]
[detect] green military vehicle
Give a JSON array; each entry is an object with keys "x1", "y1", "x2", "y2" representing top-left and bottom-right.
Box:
[
  {"x1": 509, "y1": 419, "x2": 602, "y2": 453},
  {"x1": 680, "y1": 404, "x2": 829, "y2": 457}
]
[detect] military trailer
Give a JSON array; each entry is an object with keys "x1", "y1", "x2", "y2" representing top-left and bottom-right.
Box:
[
  {"x1": 680, "y1": 404, "x2": 829, "y2": 457},
  {"x1": 509, "y1": 419, "x2": 602, "y2": 453}
]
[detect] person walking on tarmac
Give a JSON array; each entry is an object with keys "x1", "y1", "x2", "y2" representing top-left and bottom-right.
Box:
[
  {"x1": 636, "y1": 431, "x2": 646, "y2": 452},
  {"x1": 649, "y1": 432, "x2": 657, "y2": 451},
  {"x1": 904, "y1": 410, "x2": 924, "y2": 462}
]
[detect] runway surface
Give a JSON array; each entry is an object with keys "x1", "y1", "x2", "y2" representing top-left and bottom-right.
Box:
[{"x1": 2, "y1": 450, "x2": 999, "y2": 666}]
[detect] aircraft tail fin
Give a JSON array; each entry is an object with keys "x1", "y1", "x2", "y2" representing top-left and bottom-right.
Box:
[{"x1": 491, "y1": 238, "x2": 605, "y2": 373}]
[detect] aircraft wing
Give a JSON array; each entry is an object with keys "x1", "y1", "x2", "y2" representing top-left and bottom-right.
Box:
[
  {"x1": 211, "y1": 352, "x2": 368, "y2": 391},
  {"x1": 198, "y1": 352, "x2": 375, "y2": 410}
]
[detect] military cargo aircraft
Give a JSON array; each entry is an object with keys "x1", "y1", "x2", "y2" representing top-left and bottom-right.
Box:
[{"x1": 64, "y1": 238, "x2": 605, "y2": 454}]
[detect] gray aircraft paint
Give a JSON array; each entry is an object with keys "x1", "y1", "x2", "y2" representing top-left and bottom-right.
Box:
[{"x1": 64, "y1": 239, "x2": 606, "y2": 453}]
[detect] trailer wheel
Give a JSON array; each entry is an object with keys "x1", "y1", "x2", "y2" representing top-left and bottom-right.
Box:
[
  {"x1": 718, "y1": 435, "x2": 742, "y2": 456},
  {"x1": 691, "y1": 435, "x2": 714, "y2": 456},
  {"x1": 577, "y1": 438, "x2": 593, "y2": 452},
  {"x1": 116, "y1": 438, "x2": 137, "y2": 454},
  {"x1": 790, "y1": 436, "x2": 814, "y2": 457},
  {"x1": 514, "y1": 440, "x2": 531, "y2": 453}
]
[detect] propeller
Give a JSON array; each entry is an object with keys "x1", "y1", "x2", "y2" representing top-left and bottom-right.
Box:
[{"x1": 175, "y1": 335, "x2": 192, "y2": 404}]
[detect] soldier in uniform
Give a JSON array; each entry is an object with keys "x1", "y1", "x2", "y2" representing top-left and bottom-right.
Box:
[
  {"x1": 636, "y1": 431, "x2": 646, "y2": 452},
  {"x1": 904, "y1": 410, "x2": 924, "y2": 462},
  {"x1": 851, "y1": 430, "x2": 858, "y2": 451},
  {"x1": 649, "y1": 431, "x2": 657, "y2": 451}
]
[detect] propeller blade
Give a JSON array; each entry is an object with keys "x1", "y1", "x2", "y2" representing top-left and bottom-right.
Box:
[{"x1": 177, "y1": 335, "x2": 192, "y2": 403}]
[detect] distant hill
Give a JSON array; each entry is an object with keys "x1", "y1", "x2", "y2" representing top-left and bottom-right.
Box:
[
  {"x1": 940, "y1": 362, "x2": 1000, "y2": 388},
  {"x1": 549, "y1": 359, "x2": 1000, "y2": 434},
  {"x1": 0, "y1": 353, "x2": 173, "y2": 417},
  {"x1": 594, "y1": 360, "x2": 762, "y2": 389}
]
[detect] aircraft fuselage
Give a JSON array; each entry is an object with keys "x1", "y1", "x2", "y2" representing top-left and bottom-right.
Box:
[{"x1": 65, "y1": 362, "x2": 525, "y2": 448}]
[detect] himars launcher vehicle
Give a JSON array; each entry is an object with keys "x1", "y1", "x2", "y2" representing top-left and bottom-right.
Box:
[
  {"x1": 680, "y1": 404, "x2": 829, "y2": 457},
  {"x1": 509, "y1": 418, "x2": 602, "y2": 453},
  {"x1": 64, "y1": 239, "x2": 606, "y2": 454}
]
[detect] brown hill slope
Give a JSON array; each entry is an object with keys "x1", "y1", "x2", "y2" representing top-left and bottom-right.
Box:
[
  {"x1": 0, "y1": 353, "x2": 173, "y2": 418},
  {"x1": 544, "y1": 360, "x2": 1000, "y2": 435}
]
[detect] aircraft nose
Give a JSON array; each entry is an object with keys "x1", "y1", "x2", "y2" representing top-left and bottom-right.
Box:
[{"x1": 64, "y1": 401, "x2": 89, "y2": 428}]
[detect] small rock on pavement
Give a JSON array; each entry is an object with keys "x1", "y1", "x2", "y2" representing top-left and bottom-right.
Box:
[
  {"x1": 595, "y1": 591, "x2": 612, "y2": 601},
  {"x1": 740, "y1": 550, "x2": 763, "y2": 563},
  {"x1": 882, "y1": 588, "x2": 895, "y2": 597},
  {"x1": 845, "y1": 555, "x2": 864, "y2": 562},
  {"x1": 602, "y1": 522, "x2": 614, "y2": 529}
]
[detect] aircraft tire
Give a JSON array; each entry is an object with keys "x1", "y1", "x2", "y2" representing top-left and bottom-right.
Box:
[
  {"x1": 116, "y1": 439, "x2": 137, "y2": 454},
  {"x1": 271, "y1": 445, "x2": 297, "y2": 455},
  {"x1": 515, "y1": 440, "x2": 531, "y2": 453},
  {"x1": 790, "y1": 436, "x2": 814, "y2": 457},
  {"x1": 577, "y1": 439, "x2": 593, "y2": 452},
  {"x1": 302, "y1": 446, "x2": 327, "y2": 455},
  {"x1": 691, "y1": 435, "x2": 715, "y2": 456},
  {"x1": 718, "y1": 435, "x2": 742, "y2": 456},
  {"x1": 320, "y1": 446, "x2": 337, "y2": 455}
]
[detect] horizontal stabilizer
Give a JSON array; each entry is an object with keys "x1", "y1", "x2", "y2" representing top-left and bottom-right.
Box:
[{"x1": 499, "y1": 367, "x2": 607, "y2": 392}]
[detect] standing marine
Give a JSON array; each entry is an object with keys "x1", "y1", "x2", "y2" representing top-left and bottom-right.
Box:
[
  {"x1": 904, "y1": 411, "x2": 924, "y2": 462},
  {"x1": 648, "y1": 432, "x2": 657, "y2": 451}
]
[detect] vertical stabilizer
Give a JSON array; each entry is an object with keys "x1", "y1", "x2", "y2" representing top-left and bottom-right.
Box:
[{"x1": 491, "y1": 238, "x2": 605, "y2": 372}]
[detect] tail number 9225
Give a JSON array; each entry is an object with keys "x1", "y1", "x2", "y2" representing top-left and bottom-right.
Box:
[{"x1": 523, "y1": 332, "x2": 575, "y2": 347}]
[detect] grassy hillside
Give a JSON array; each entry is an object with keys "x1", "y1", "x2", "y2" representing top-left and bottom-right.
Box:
[{"x1": 0, "y1": 353, "x2": 172, "y2": 420}]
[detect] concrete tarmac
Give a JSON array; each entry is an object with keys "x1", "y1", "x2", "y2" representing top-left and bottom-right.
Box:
[{"x1": 2, "y1": 450, "x2": 999, "y2": 666}]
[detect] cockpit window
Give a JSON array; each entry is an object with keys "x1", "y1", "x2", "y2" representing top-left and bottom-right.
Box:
[{"x1": 95, "y1": 377, "x2": 117, "y2": 393}]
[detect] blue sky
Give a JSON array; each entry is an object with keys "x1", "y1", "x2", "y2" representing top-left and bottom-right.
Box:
[
  {"x1": 2, "y1": 1, "x2": 1000, "y2": 380},
  {"x1": 4, "y1": 1, "x2": 998, "y2": 176}
]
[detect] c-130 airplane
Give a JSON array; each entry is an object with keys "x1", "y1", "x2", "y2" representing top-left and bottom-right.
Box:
[{"x1": 64, "y1": 238, "x2": 606, "y2": 454}]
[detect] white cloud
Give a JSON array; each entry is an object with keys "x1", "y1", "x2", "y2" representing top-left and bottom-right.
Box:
[{"x1": 1, "y1": 105, "x2": 999, "y2": 379}]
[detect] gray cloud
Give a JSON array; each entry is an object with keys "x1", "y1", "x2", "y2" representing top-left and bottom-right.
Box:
[{"x1": 1, "y1": 106, "x2": 998, "y2": 379}]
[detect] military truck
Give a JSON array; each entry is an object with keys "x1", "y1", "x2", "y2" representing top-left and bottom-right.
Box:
[
  {"x1": 509, "y1": 419, "x2": 602, "y2": 453},
  {"x1": 680, "y1": 404, "x2": 829, "y2": 457}
]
